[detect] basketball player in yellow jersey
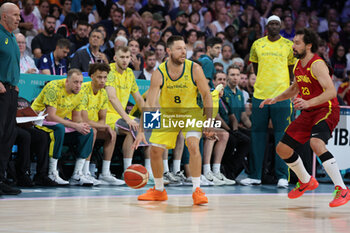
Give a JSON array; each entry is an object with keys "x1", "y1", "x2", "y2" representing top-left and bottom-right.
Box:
[
  {"x1": 80, "y1": 63, "x2": 125, "y2": 186},
  {"x1": 133, "y1": 35, "x2": 214, "y2": 205}
]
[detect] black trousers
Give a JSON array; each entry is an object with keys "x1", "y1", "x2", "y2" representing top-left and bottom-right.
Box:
[
  {"x1": 15, "y1": 127, "x2": 49, "y2": 176},
  {"x1": 0, "y1": 88, "x2": 18, "y2": 180},
  {"x1": 221, "y1": 129, "x2": 251, "y2": 179}
]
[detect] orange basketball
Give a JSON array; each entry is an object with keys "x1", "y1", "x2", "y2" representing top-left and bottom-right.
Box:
[{"x1": 124, "y1": 164, "x2": 149, "y2": 189}]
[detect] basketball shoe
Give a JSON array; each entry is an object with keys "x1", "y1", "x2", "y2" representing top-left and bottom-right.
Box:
[
  {"x1": 329, "y1": 186, "x2": 350, "y2": 208},
  {"x1": 288, "y1": 176, "x2": 319, "y2": 199},
  {"x1": 138, "y1": 187, "x2": 168, "y2": 201},
  {"x1": 192, "y1": 187, "x2": 208, "y2": 205}
]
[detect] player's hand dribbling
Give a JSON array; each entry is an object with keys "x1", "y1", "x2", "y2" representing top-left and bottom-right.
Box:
[
  {"x1": 132, "y1": 132, "x2": 148, "y2": 150},
  {"x1": 259, "y1": 98, "x2": 277, "y2": 108},
  {"x1": 293, "y1": 97, "x2": 310, "y2": 110}
]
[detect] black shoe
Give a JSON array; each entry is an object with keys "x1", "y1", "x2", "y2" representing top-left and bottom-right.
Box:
[
  {"x1": 0, "y1": 181, "x2": 21, "y2": 195},
  {"x1": 17, "y1": 173, "x2": 34, "y2": 187},
  {"x1": 34, "y1": 174, "x2": 59, "y2": 187}
]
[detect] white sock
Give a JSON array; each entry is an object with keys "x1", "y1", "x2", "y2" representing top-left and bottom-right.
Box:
[
  {"x1": 203, "y1": 164, "x2": 211, "y2": 175},
  {"x1": 73, "y1": 158, "x2": 85, "y2": 175},
  {"x1": 286, "y1": 157, "x2": 311, "y2": 183},
  {"x1": 123, "y1": 158, "x2": 132, "y2": 171},
  {"x1": 163, "y1": 159, "x2": 169, "y2": 173},
  {"x1": 192, "y1": 177, "x2": 200, "y2": 192},
  {"x1": 83, "y1": 160, "x2": 90, "y2": 175},
  {"x1": 144, "y1": 159, "x2": 152, "y2": 175},
  {"x1": 173, "y1": 160, "x2": 181, "y2": 173},
  {"x1": 154, "y1": 178, "x2": 164, "y2": 191},
  {"x1": 102, "y1": 160, "x2": 111, "y2": 175},
  {"x1": 212, "y1": 163, "x2": 221, "y2": 174},
  {"x1": 323, "y1": 158, "x2": 347, "y2": 189},
  {"x1": 49, "y1": 158, "x2": 58, "y2": 173}
]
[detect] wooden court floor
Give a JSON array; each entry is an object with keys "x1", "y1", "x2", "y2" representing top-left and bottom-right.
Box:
[{"x1": 0, "y1": 184, "x2": 349, "y2": 233}]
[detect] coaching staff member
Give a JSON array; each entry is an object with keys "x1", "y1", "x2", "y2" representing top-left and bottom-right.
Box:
[{"x1": 0, "y1": 2, "x2": 22, "y2": 195}]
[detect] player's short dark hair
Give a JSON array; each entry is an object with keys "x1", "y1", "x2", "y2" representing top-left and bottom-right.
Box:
[
  {"x1": 205, "y1": 37, "x2": 223, "y2": 50},
  {"x1": 295, "y1": 28, "x2": 319, "y2": 53},
  {"x1": 56, "y1": 38, "x2": 71, "y2": 49},
  {"x1": 166, "y1": 35, "x2": 184, "y2": 48},
  {"x1": 88, "y1": 63, "x2": 110, "y2": 76}
]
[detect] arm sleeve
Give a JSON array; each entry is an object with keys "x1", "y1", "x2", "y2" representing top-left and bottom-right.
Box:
[{"x1": 249, "y1": 41, "x2": 258, "y2": 63}]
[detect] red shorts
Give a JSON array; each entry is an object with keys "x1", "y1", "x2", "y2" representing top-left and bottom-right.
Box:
[{"x1": 285, "y1": 107, "x2": 340, "y2": 144}]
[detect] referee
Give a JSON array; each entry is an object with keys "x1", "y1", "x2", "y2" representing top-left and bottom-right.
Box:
[{"x1": 0, "y1": 2, "x2": 22, "y2": 195}]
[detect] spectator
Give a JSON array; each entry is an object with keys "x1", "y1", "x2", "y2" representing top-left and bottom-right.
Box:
[
  {"x1": 128, "y1": 38, "x2": 143, "y2": 73},
  {"x1": 59, "y1": 0, "x2": 72, "y2": 23},
  {"x1": 239, "y1": 4, "x2": 256, "y2": 29},
  {"x1": 139, "y1": 50, "x2": 156, "y2": 80},
  {"x1": 320, "y1": 20, "x2": 340, "y2": 42},
  {"x1": 280, "y1": 15, "x2": 295, "y2": 41},
  {"x1": 209, "y1": 7, "x2": 229, "y2": 36},
  {"x1": 340, "y1": 21, "x2": 350, "y2": 52},
  {"x1": 124, "y1": 8, "x2": 148, "y2": 35},
  {"x1": 214, "y1": 43, "x2": 233, "y2": 73},
  {"x1": 138, "y1": 0, "x2": 172, "y2": 29},
  {"x1": 152, "y1": 13, "x2": 165, "y2": 31},
  {"x1": 191, "y1": 47, "x2": 205, "y2": 60},
  {"x1": 56, "y1": 12, "x2": 78, "y2": 38},
  {"x1": 327, "y1": 31, "x2": 340, "y2": 58},
  {"x1": 155, "y1": 41, "x2": 166, "y2": 68},
  {"x1": 31, "y1": 15, "x2": 62, "y2": 58},
  {"x1": 130, "y1": 25, "x2": 143, "y2": 40},
  {"x1": 70, "y1": 29, "x2": 108, "y2": 72},
  {"x1": 80, "y1": 0, "x2": 96, "y2": 24},
  {"x1": 33, "y1": 0, "x2": 50, "y2": 32},
  {"x1": 68, "y1": 20, "x2": 89, "y2": 53},
  {"x1": 138, "y1": 37, "x2": 151, "y2": 58},
  {"x1": 100, "y1": 8, "x2": 127, "y2": 40},
  {"x1": 161, "y1": 28, "x2": 173, "y2": 43},
  {"x1": 20, "y1": 0, "x2": 39, "y2": 35},
  {"x1": 308, "y1": 16, "x2": 319, "y2": 33},
  {"x1": 186, "y1": 11, "x2": 201, "y2": 31},
  {"x1": 15, "y1": 33, "x2": 38, "y2": 73},
  {"x1": 149, "y1": 27, "x2": 161, "y2": 50},
  {"x1": 105, "y1": 35, "x2": 128, "y2": 62},
  {"x1": 214, "y1": 62, "x2": 223, "y2": 73},
  {"x1": 186, "y1": 29, "x2": 197, "y2": 59},
  {"x1": 331, "y1": 44, "x2": 347, "y2": 90},
  {"x1": 49, "y1": 3, "x2": 61, "y2": 30},
  {"x1": 198, "y1": 37, "x2": 223, "y2": 87},
  {"x1": 238, "y1": 72, "x2": 250, "y2": 105},
  {"x1": 242, "y1": 15, "x2": 295, "y2": 188},
  {"x1": 232, "y1": 57, "x2": 244, "y2": 73},
  {"x1": 234, "y1": 26, "x2": 250, "y2": 58},
  {"x1": 168, "y1": 11, "x2": 188, "y2": 37},
  {"x1": 169, "y1": 0, "x2": 190, "y2": 21},
  {"x1": 338, "y1": 81, "x2": 350, "y2": 105},
  {"x1": 38, "y1": 38, "x2": 70, "y2": 75}
]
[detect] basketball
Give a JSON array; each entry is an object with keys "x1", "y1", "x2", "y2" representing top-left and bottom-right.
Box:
[{"x1": 124, "y1": 164, "x2": 149, "y2": 189}]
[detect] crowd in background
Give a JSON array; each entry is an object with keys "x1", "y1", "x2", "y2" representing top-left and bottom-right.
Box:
[{"x1": 2, "y1": 0, "x2": 350, "y2": 191}]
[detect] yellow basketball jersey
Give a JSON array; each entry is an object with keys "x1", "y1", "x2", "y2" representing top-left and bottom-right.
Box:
[{"x1": 158, "y1": 59, "x2": 200, "y2": 115}]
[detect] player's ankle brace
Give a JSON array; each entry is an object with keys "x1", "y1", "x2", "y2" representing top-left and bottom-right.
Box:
[
  {"x1": 283, "y1": 152, "x2": 299, "y2": 163},
  {"x1": 319, "y1": 151, "x2": 334, "y2": 163}
]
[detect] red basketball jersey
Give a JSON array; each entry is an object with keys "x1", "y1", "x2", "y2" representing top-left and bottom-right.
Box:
[{"x1": 293, "y1": 54, "x2": 339, "y2": 110}]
